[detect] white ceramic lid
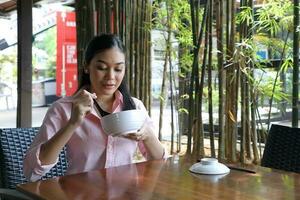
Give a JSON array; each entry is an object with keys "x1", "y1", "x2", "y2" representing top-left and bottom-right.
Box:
[{"x1": 189, "y1": 158, "x2": 230, "y2": 175}]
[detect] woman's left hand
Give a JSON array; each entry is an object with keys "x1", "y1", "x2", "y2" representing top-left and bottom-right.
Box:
[
  {"x1": 122, "y1": 122, "x2": 155, "y2": 141},
  {"x1": 122, "y1": 120, "x2": 165, "y2": 159}
]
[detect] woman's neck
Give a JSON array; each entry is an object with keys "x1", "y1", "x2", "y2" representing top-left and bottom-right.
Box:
[
  {"x1": 88, "y1": 85, "x2": 115, "y2": 112},
  {"x1": 96, "y1": 94, "x2": 114, "y2": 112}
]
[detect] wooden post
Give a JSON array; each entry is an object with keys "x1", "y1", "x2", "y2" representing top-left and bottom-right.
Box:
[
  {"x1": 293, "y1": 0, "x2": 299, "y2": 127},
  {"x1": 17, "y1": 0, "x2": 32, "y2": 127}
]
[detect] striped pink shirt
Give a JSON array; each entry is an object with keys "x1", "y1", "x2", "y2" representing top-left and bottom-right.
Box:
[{"x1": 23, "y1": 91, "x2": 155, "y2": 181}]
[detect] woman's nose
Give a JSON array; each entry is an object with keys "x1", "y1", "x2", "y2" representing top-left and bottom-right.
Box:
[{"x1": 105, "y1": 69, "x2": 114, "y2": 79}]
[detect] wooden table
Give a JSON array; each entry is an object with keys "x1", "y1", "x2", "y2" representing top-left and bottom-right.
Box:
[{"x1": 17, "y1": 156, "x2": 300, "y2": 200}]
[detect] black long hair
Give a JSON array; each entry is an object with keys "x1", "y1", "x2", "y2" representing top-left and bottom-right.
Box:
[{"x1": 78, "y1": 33, "x2": 136, "y2": 110}]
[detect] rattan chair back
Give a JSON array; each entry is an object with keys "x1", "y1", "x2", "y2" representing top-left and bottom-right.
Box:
[
  {"x1": 0, "y1": 127, "x2": 68, "y2": 189},
  {"x1": 261, "y1": 124, "x2": 300, "y2": 173}
]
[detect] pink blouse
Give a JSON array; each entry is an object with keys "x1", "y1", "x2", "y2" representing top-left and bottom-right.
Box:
[{"x1": 23, "y1": 91, "x2": 155, "y2": 181}]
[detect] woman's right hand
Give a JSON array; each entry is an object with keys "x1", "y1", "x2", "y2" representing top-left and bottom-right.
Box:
[
  {"x1": 69, "y1": 89, "x2": 97, "y2": 126},
  {"x1": 39, "y1": 89, "x2": 96, "y2": 166}
]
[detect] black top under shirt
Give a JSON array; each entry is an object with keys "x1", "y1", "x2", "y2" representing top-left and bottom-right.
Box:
[{"x1": 93, "y1": 99, "x2": 111, "y2": 117}]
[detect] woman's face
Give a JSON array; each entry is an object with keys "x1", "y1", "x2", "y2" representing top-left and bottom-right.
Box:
[{"x1": 87, "y1": 47, "x2": 125, "y2": 97}]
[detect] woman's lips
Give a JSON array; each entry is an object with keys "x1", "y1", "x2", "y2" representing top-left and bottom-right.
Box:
[{"x1": 103, "y1": 83, "x2": 115, "y2": 89}]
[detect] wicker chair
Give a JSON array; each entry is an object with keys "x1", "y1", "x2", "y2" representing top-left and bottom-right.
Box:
[
  {"x1": 261, "y1": 124, "x2": 300, "y2": 173},
  {"x1": 0, "y1": 127, "x2": 68, "y2": 199}
]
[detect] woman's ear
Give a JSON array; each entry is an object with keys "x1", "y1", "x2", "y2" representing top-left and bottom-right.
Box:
[{"x1": 83, "y1": 63, "x2": 89, "y2": 74}]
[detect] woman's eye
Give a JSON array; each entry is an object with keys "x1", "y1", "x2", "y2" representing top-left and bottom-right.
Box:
[
  {"x1": 97, "y1": 66, "x2": 107, "y2": 70},
  {"x1": 115, "y1": 68, "x2": 123, "y2": 72}
]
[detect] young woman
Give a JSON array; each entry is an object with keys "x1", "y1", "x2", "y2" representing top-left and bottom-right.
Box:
[{"x1": 24, "y1": 34, "x2": 166, "y2": 181}]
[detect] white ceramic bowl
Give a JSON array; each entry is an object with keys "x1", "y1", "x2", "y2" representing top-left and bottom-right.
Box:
[
  {"x1": 190, "y1": 172, "x2": 228, "y2": 183},
  {"x1": 101, "y1": 109, "x2": 147, "y2": 136},
  {"x1": 189, "y1": 158, "x2": 230, "y2": 175}
]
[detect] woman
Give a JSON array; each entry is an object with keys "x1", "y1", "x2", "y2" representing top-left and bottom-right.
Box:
[{"x1": 24, "y1": 34, "x2": 166, "y2": 182}]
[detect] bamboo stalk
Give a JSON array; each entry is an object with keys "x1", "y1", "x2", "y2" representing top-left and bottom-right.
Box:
[
  {"x1": 216, "y1": 0, "x2": 225, "y2": 160},
  {"x1": 208, "y1": 0, "x2": 216, "y2": 158}
]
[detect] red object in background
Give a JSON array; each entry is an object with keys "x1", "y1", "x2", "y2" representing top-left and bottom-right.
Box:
[{"x1": 56, "y1": 11, "x2": 77, "y2": 97}]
